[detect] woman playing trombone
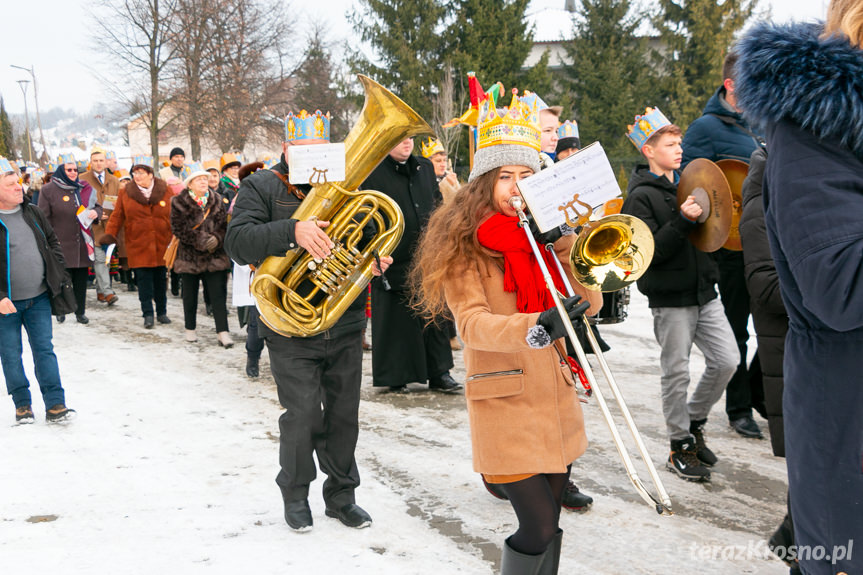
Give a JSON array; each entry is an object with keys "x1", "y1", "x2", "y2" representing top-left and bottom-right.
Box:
[{"x1": 410, "y1": 92, "x2": 601, "y2": 574}]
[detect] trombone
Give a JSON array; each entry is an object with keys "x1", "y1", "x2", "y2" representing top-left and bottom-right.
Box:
[{"x1": 509, "y1": 197, "x2": 673, "y2": 515}]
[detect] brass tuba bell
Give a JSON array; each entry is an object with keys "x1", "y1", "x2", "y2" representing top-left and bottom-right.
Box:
[
  {"x1": 251, "y1": 75, "x2": 432, "y2": 337},
  {"x1": 569, "y1": 214, "x2": 655, "y2": 292}
]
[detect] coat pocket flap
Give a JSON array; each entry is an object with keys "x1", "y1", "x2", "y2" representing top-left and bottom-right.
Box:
[{"x1": 465, "y1": 371, "x2": 524, "y2": 400}]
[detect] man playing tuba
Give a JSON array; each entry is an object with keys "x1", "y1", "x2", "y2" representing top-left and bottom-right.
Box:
[{"x1": 225, "y1": 108, "x2": 391, "y2": 533}]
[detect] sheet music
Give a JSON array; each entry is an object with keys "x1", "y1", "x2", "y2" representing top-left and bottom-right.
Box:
[
  {"x1": 516, "y1": 142, "x2": 622, "y2": 233},
  {"x1": 287, "y1": 143, "x2": 346, "y2": 185}
]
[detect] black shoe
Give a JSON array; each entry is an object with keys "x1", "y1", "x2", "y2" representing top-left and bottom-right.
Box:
[
  {"x1": 482, "y1": 476, "x2": 509, "y2": 500},
  {"x1": 385, "y1": 385, "x2": 410, "y2": 394},
  {"x1": 429, "y1": 373, "x2": 463, "y2": 393},
  {"x1": 246, "y1": 356, "x2": 260, "y2": 378},
  {"x1": 689, "y1": 419, "x2": 718, "y2": 467},
  {"x1": 57, "y1": 314, "x2": 66, "y2": 323},
  {"x1": 562, "y1": 480, "x2": 594, "y2": 511},
  {"x1": 325, "y1": 503, "x2": 372, "y2": 529},
  {"x1": 730, "y1": 415, "x2": 763, "y2": 439},
  {"x1": 128, "y1": 282, "x2": 137, "y2": 292},
  {"x1": 667, "y1": 437, "x2": 711, "y2": 481},
  {"x1": 46, "y1": 404, "x2": 76, "y2": 423},
  {"x1": 156, "y1": 314, "x2": 171, "y2": 325},
  {"x1": 144, "y1": 315, "x2": 155, "y2": 329},
  {"x1": 75, "y1": 314, "x2": 89, "y2": 325},
  {"x1": 15, "y1": 405, "x2": 35, "y2": 424},
  {"x1": 283, "y1": 499, "x2": 313, "y2": 532}
]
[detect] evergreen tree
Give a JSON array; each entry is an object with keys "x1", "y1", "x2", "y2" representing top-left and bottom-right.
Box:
[
  {"x1": 560, "y1": 0, "x2": 651, "y2": 166},
  {"x1": 0, "y1": 97, "x2": 15, "y2": 158},
  {"x1": 446, "y1": 0, "x2": 549, "y2": 96},
  {"x1": 653, "y1": 0, "x2": 759, "y2": 128},
  {"x1": 292, "y1": 26, "x2": 353, "y2": 141},
  {"x1": 347, "y1": 0, "x2": 447, "y2": 122}
]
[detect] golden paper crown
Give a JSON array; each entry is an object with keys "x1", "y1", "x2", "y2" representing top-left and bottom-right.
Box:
[
  {"x1": 420, "y1": 137, "x2": 446, "y2": 158},
  {"x1": 476, "y1": 88, "x2": 541, "y2": 152}
]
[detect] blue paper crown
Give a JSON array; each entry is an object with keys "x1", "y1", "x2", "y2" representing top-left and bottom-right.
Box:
[
  {"x1": 46, "y1": 162, "x2": 57, "y2": 173},
  {"x1": 57, "y1": 153, "x2": 76, "y2": 165},
  {"x1": 626, "y1": 107, "x2": 672, "y2": 149},
  {"x1": 519, "y1": 91, "x2": 551, "y2": 112},
  {"x1": 186, "y1": 162, "x2": 204, "y2": 173},
  {"x1": 263, "y1": 157, "x2": 278, "y2": 169},
  {"x1": 285, "y1": 109, "x2": 331, "y2": 142},
  {"x1": 105, "y1": 150, "x2": 117, "y2": 160},
  {"x1": 0, "y1": 157, "x2": 14, "y2": 173},
  {"x1": 557, "y1": 120, "x2": 579, "y2": 140},
  {"x1": 131, "y1": 155, "x2": 155, "y2": 168}
]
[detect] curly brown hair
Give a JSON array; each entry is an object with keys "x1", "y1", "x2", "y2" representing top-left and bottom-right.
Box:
[{"x1": 408, "y1": 168, "x2": 501, "y2": 322}]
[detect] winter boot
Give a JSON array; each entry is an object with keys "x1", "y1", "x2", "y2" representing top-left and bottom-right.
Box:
[
  {"x1": 15, "y1": 405, "x2": 35, "y2": 424},
  {"x1": 561, "y1": 481, "x2": 593, "y2": 511},
  {"x1": 246, "y1": 355, "x2": 260, "y2": 378},
  {"x1": 689, "y1": 418, "x2": 718, "y2": 466},
  {"x1": 539, "y1": 530, "x2": 563, "y2": 575},
  {"x1": 500, "y1": 537, "x2": 549, "y2": 575},
  {"x1": 667, "y1": 437, "x2": 711, "y2": 481},
  {"x1": 217, "y1": 331, "x2": 234, "y2": 348},
  {"x1": 185, "y1": 329, "x2": 198, "y2": 342},
  {"x1": 46, "y1": 404, "x2": 76, "y2": 423}
]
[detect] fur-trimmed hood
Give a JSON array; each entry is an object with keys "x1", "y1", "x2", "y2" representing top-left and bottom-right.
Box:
[{"x1": 736, "y1": 22, "x2": 863, "y2": 160}]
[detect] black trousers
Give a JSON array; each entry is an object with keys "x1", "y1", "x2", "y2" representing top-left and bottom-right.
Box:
[
  {"x1": 134, "y1": 266, "x2": 168, "y2": 317},
  {"x1": 244, "y1": 306, "x2": 264, "y2": 359},
  {"x1": 66, "y1": 267, "x2": 89, "y2": 316},
  {"x1": 715, "y1": 249, "x2": 764, "y2": 420},
  {"x1": 180, "y1": 271, "x2": 228, "y2": 332},
  {"x1": 266, "y1": 330, "x2": 363, "y2": 508}
]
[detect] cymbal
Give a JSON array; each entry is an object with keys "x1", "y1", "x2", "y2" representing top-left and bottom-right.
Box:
[
  {"x1": 716, "y1": 159, "x2": 749, "y2": 251},
  {"x1": 677, "y1": 159, "x2": 732, "y2": 253}
]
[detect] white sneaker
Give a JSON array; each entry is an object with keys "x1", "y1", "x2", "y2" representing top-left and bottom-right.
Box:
[
  {"x1": 185, "y1": 329, "x2": 198, "y2": 342},
  {"x1": 217, "y1": 331, "x2": 234, "y2": 348}
]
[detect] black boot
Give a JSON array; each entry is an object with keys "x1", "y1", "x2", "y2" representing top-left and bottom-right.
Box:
[
  {"x1": 561, "y1": 481, "x2": 593, "y2": 511},
  {"x1": 246, "y1": 355, "x2": 260, "y2": 378},
  {"x1": 501, "y1": 537, "x2": 549, "y2": 575}
]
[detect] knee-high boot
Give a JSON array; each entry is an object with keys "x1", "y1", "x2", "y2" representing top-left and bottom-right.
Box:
[
  {"x1": 500, "y1": 537, "x2": 549, "y2": 575},
  {"x1": 539, "y1": 530, "x2": 563, "y2": 574}
]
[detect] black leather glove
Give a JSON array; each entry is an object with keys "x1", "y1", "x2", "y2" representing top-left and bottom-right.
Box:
[
  {"x1": 525, "y1": 212, "x2": 562, "y2": 246},
  {"x1": 536, "y1": 295, "x2": 590, "y2": 341}
]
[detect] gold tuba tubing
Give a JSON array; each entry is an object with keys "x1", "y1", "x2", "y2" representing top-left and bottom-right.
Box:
[{"x1": 251, "y1": 75, "x2": 432, "y2": 337}]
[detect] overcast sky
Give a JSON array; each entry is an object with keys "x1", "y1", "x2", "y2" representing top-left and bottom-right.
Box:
[{"x1": 0, "y1": 0, "x2": 830, "y2": 117}]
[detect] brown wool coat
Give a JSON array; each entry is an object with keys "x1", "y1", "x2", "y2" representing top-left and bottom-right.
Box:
[
  {"x1": 170, "y1": 190, "x2": 231, "y2": 275},
  {"x1": 444, "y1": 234, "x2": 602, "y2": 476},
  {"x1": 102, "y1": 179, "x2": 173, "y2": 269},
  {"x1": 79, "y1": 170, "x2": 120, "y2": 245}
]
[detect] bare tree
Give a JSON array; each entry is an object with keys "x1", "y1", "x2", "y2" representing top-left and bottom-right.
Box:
[
  {"x1": 430, "y1": 64, "x2": 463, "y2": 167},
  {"x1": 90, "y1": 0, "x2": 179, "y2": 159},
  {"x1": 203, "y1": 0, "x2": 294, "y2": 153}
]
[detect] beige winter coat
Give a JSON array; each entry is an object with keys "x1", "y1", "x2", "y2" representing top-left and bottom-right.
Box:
[{"x1": 444, "y1": 233, "x2": 602, "y2": 475}]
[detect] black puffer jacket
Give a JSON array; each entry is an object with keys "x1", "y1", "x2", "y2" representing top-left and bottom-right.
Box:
[
  {"x1": 224, "y1": 156, "x2": 365, "y2": 339},
  {"x1": 622, "y1": 165, "x2": 719, "y2": 308},
  {"x1": 739, "y1": 147, "x2": 786, "y2": 457}
]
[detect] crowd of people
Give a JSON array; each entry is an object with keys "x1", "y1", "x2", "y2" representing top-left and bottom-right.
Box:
[{"x1": 2, "y1": 2, "x2": 862, "y2": 573}]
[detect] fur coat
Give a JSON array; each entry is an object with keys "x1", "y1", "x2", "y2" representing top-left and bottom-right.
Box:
[
  {"x1": 736, "y1": 22, "x2": 863, "y2": 575},
  {"x1": 170, "y1": 190, "x2": 231, "y2": 275}
]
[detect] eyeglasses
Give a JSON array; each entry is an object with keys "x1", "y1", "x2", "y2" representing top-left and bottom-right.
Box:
[{"x1": 65, "y1": 167, "x2": 78, "y2": 172}]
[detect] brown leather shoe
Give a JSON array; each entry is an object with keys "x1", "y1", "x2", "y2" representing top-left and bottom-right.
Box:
[
  {"x1": 97, "y1": 293, "x2": 106, "y2": 303},
  {"x1": 104, "y1": 293, "x2": 118, "y2": 306}
]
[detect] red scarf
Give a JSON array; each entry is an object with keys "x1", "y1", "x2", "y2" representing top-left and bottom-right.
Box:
[{"x1": 477, "y1": 213, "x2": 566, "y2": 313}]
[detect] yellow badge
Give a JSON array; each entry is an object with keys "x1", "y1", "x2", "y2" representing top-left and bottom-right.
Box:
[
  {"x1": 159, "y1": 200, "x2": 166, "y2": 207},
  {"x1": 62, "y1": 196, "x2": 70, "y2": 202},
  {"x1": 223, "y1": 198, "x2": 229, "y2": 203}
]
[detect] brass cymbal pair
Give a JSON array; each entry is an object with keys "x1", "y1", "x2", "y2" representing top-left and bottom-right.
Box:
[{"x1": 677, "y1": 158, "x2": 747, "y2": 252}]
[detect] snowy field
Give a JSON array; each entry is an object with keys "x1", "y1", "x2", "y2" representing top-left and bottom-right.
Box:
[{"x1": 0, "y1": 287, "x2": 791, "y2": 574}]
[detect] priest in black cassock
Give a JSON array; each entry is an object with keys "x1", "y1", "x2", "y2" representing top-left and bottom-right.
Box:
[{"x1": 362, "y1": 138, "x2": 462, "y2": 394}]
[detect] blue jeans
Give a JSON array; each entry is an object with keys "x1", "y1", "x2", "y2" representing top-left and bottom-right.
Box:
[{"x1": 0, "y1": 292, "x2": 65, "y2": 409}]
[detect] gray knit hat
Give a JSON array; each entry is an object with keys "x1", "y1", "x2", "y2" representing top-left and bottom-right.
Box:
[{"x1": 468, "y1": 144, "x2": 542, "y2": 182}]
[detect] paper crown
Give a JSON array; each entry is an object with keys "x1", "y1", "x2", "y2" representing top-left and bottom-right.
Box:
[
  {"x1": 131, "y1": 155, "x2": 155, "y2": 169},
  {"x1": 285, "y1": 109, "x2": 331, "y2": 142},
  {"x1": 627, "y1": 107, "x2": 672, "y2": 149},
  {"x1": 263, "y1": 157, "x2": 278, "y2": 169},
  {"x1": 203, "y1": 159, "x2": 220, "y2": 172},
  {"x1": 46, "y1": 162, "x2": 57, "y2": 173},
  {"x1": 557, "y1": 120, "x2": 579, "y2": 140},
  {"x1": 57, "y1": 153, "x2": 76, "y2": 165},
  {"x1": 105, "y1": 150, "x2": 117, "y2": 160},
  {"x1": 519, "y1": 91, "x2": 562, "y2": 116},
  {"x1": 0, "y1": 157, "x2": 14, "y2": 173},
  {"x1": 186, "y1": 162, "x2": 204, "y2": 173},
  {"x1": 90, "y1": 146, "x2": 107, "y2": 157},
  {"x1": 420, "y1": 138, "x2": 446, "y2": 158},
  {"x1": 476, "y1": 89, "x2": 541, "y2": 152}
]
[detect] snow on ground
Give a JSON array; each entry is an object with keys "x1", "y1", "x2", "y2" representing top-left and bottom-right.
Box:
[{"x1": 0, "y1": 286, "x2": 790, "y2": 574}]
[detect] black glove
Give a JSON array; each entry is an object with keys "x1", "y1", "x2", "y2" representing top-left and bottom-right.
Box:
[
  {"x1": 536, "y1": 295, "x2": 590, "y2": 341},
  {"x1": 525, "y1": 212, "x2": 562, "y2": 246}
]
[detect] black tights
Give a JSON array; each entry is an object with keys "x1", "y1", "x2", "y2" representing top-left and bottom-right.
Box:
[{"x1": 500, "y1": 466, "x2": 571, "y2": 555}]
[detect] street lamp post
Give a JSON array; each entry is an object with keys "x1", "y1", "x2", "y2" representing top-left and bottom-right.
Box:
[
  {"x1": 10, "y1": 64, "x2": 48, "y2": 164},
  {"x1": 16, "y1": 80, "x2": 33, "y2": 163}
]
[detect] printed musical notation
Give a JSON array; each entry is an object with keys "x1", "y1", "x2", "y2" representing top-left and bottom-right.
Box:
[
  {"x1": 516, "y1": 142, "x2": 622, "y2": 233},
  {"x1": 287, "y1": 143, "x2": 347, "y2": 185}
]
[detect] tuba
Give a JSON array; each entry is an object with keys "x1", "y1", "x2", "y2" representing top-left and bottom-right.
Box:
[{"x1": 251, "y1": 75, "x2": 432, "y2": 337}]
